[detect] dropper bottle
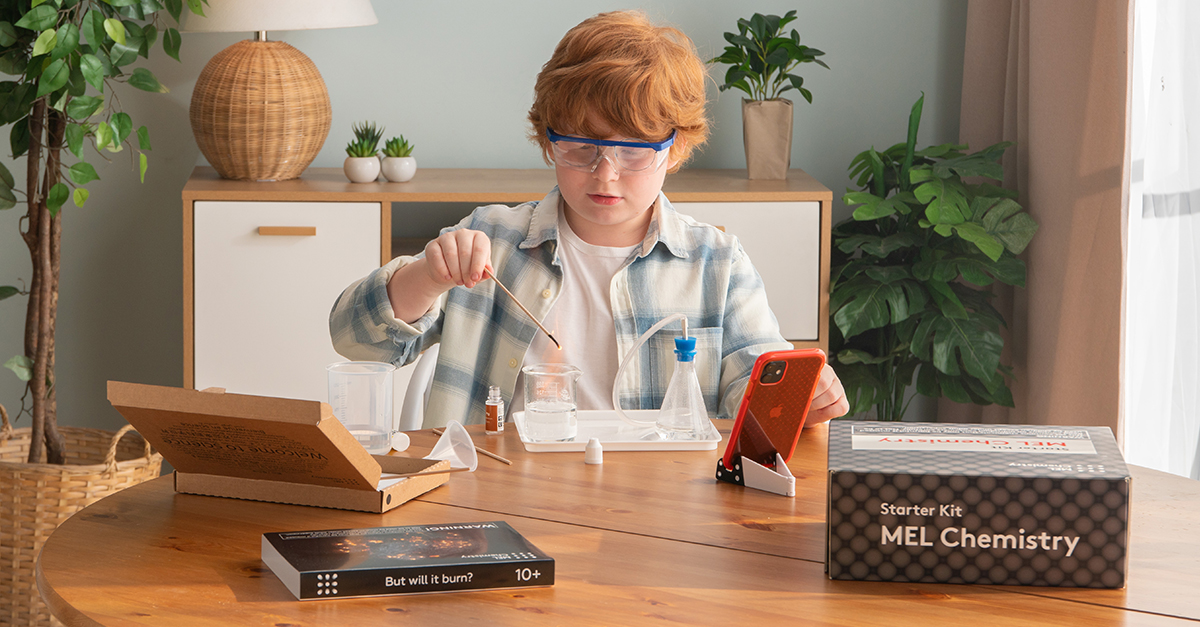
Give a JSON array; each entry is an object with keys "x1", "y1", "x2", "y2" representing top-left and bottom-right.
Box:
[{"x1": 655, "y1": 320, "x2": 709, "y2": 440}]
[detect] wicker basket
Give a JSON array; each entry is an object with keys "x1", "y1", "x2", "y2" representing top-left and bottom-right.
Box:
[{"x1": 1, "y1": 406, "x2": 162, "y2": 626}]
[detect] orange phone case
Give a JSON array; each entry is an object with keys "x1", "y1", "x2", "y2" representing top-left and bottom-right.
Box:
[{"x1": 721, "y1": 349, "x2": 826, "y2": 471}]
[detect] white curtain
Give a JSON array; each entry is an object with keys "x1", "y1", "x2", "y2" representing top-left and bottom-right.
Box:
[{"x1": 1124, "y1": 0, "x2": 1200, "y2": 479}]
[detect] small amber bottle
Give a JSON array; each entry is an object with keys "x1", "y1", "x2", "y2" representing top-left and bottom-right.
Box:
[{"x1": 485, "y1": 386, "x2": 505, "y2": 434}]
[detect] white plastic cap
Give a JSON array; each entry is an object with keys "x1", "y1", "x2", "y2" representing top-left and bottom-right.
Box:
[{"x1": 585, "y1": 437, "x2": 603, "y2": 465}]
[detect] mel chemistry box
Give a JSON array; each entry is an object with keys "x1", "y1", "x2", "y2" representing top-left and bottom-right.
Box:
[{"x1": 826, "y1": 421, "x2": 1130, "y2": 588}]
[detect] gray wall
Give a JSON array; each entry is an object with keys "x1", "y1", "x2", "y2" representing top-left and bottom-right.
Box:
[{"x1": 0, "y1": 0, "x2": 965, "y2": 431}]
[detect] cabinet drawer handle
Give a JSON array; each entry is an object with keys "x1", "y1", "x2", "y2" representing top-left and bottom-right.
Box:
[{"x1": 257, "y1": 226, "x2": 316, "y2": 236}]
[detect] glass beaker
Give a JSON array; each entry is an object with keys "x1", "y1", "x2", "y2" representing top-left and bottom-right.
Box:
[
  {"x1": 522, "y1": 363, "x2": 582, "y2": 442},
  {"x1": 327, "y1": 361, "x2": 395, "y2": 454}
]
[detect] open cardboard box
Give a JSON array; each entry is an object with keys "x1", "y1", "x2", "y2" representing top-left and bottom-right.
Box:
[{"x1": 107, "y1": 381, "x2": 449, "y2": 513}]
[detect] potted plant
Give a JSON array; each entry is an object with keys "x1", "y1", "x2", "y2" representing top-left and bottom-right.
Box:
[
  {"x1": 381, "y1": 135, "x2": 415, "y2": 182},
  {"x1": 709, "y1": 10, "x2": 828, "y2": 180},
  {"x1": 343, "y1": 120, "x2": 382, "y2": 183},
  {"x1": 0, "y1": 0, "x2": 205, "y2": 621},
  {"x1": 829, "y1": 94, "x2": 1039, "y2": 421}
]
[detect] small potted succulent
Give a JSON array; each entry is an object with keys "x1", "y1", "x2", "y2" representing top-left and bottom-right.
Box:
[
  {"x1": 381, "y1": 135, "x2": 416, "y2": 182},
  {"x1": 343, "y1": 121, "x2": 384, "y2": 183}
]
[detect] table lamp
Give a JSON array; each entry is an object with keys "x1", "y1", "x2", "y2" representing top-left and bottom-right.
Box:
[{"x1": 181, "y1": 0, "x2": 378, "y2": 181}]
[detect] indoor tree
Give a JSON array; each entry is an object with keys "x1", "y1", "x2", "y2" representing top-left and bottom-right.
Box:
[{"x1": 0, "y1": 0, "x2": 206, "y2": 463}]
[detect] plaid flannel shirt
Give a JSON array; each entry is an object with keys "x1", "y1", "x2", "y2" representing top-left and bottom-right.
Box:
[{"x1": 329, "y1": 187, "x2": 791, "y2": 428}]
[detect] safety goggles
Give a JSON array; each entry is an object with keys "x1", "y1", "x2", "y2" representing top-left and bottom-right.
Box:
[{"x1": 546, "y1": 128, "x2": 676, "y2": 175}]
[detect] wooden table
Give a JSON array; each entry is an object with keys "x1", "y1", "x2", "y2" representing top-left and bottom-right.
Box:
[{"x1": 37, "y1": 423, "x2": 1200, "y2": 626}]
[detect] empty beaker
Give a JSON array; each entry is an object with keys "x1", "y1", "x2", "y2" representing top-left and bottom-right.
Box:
[
  {"x1": 522, "y1": 363, "x2": 582, "y2": 442},
  {"x1": 327, "y1": 361, "x2": 395, "y2": 454}
]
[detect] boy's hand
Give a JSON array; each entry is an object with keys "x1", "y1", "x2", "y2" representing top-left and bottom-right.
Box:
[
  {"x1": 807, "y1": 363, "x2": 849, "y2": 425},
  {"x1": 423, "y1": 229, "x2": 492, "y2": 289}
]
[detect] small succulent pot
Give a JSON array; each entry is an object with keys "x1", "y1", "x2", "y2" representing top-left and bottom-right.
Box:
[
  {"x1": 344, "y1": 156, "x2": 381, "y2": 183},
  {"x1": 382, "y1": 156, "x2": 417, "y2": 183}
]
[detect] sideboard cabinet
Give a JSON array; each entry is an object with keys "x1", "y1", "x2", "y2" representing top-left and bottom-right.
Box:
[{"x1": 183, "y1": 167, "x2": 832, "y2": 425}]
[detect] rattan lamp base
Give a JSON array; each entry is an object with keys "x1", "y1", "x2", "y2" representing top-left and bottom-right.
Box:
[{"x1": 189, "y1": 39, "x2": 331, "y2": 181}]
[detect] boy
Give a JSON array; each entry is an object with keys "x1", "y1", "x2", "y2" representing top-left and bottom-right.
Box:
[{"x1": 329, "y1": 11, "x2": 847, "y2": 428}]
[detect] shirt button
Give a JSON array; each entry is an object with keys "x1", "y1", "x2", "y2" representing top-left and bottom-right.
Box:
[
  {"x1": 509, "y1": 359, "x2": 518, "y2": 368},
  {"x1": 542, "y1": 289, "x2": 552, "y2": 299}
]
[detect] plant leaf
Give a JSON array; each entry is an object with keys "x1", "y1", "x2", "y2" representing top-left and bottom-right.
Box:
[
  {"x1": 164, "y1": 0, "x2": 182, "y2": 22},
  {"x1": 47, "y1": 182, "x2": 68, "y2": 216},
  {"x1": 900, "y1": 93, "x2": 924, "y2": 192},
  {"x1": 911, "y1": 314, "x2": 1003, "y2": 380},
  {"x1": 186, "y1": 0, "x2": 206, "y2": 17},
  {"x1": 66, "y1": 95, "x2": 103, "y2": 120},
  {"x1": 137, "y1": 125, "x2": 151, "y2": 150},
  {"x1": 37, "y1": 58, "x2": 69, "y2": 97},
  {"x1": 15, "y1": 5, "x2": 58, "y2": 31},
  {"x1": 68, "y1": 161, "x2": 99, "y2": 185},
  {"x1": 0, "y1": 160, "x2": 13, "y2": 189},
  {"x1": 0, "y1": 285, "x2": 19, "y2": 300},
  {"x1": 111, "y1": 111, "x2": 132, "y2": 144},
  {"x1": 0, "y1": 185, "x2": 16, "y2": 210},
  {"x1": 104, "y1": 18, "x2": 126, "y2": 46},
  {"x1": 953, "y1": 222, "x2": 1005, "y2": 261},
  {"x1": 0, "y1": 22, "x2": 18, "y2": 47},
  {"x1": 926, "y1": 279, "x2": 968, "y2": 319},
  {"x1": 832, "y1": 276, "x2": 916, "y2": 339},
  {"x1": 128, "y1": 67, "x2": 167, "y2": 92},
  {"x1": 5, "y1": 355, "x2": 33, "y2": 382},
  {"x1": 52, "y1": 23, "x2": 79, "y2": 61},
  {"x1": 94, "y1": 119, "x2": 113, "y2": 150},
  {"x1": 73, "y1": 187, "x2": 89, "y2": 207},
  {"x1": 80, "y1": 53, "x2": 105, "y2": 91},
  {"x1": 82, "y1": 10, "x2": 104, "y2": 47},
  {"x1": 33, "y1": 29, "x2": 57, "y2": 57},
  {"x1": 163, "y1": 27, "x2": 181, "y2": 61},
  {"x1": 139, "y1": 151, "x2": 147, "y2": 182},
  {"x1": 984, "y1": 202, "x2": 1039, "y2": 254},
  {"x1": 10, "y1": 116, "x2": 30, "y2": 158}
]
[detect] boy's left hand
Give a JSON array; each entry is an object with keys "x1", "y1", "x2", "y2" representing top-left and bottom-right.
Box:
[{"x1": 807, "y1": 364, "x2": 849, "y2": 425}]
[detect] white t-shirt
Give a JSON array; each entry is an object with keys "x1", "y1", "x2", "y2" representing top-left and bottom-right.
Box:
[{"x1": 513, "y1": 206, "x2": 639, "y2": 411}]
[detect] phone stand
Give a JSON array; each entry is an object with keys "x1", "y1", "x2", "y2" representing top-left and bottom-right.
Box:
[{"x1": 715, "y1": 453, "x2": 795, "y2": 497}]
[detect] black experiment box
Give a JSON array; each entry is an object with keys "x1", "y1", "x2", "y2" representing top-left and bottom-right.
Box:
[{"x1": 826, "y1": 421, "x2": 1131, "y2": 588}]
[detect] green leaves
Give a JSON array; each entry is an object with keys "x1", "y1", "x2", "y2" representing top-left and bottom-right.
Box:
[
  {"x1": 80, "y1": 53, "x2": 104, "y2": 91},
  {"x1": 33, "y1": 29, "x2": 58, "y2": 57},
  {"x1": 68, "y1": 161, "x2": 99, "y2": 185},
  {"x1": 707, "y1": 10, "x2": 829, "y2": 102},
  {"x1": 104, "y1": 18, "x2": 126, "y2": 46},
  {"x1": 37, "y1": 58, "x2": 69, "y2": 97},
  {"x1": 16, "y1": 6, "x2": 58, "y2": 31},
  {"x1": 830, "y1": 93, "x2": 1033, "y2": 420},
  {"x1": 66, "y1": 95, "x2": 103, "y2": 120},
  {"x1": 5, "y1": 355, "x2": 34, "y2": 382},
  {"x1": 129, "y1": 67, "x2": 167, "y2": 92},
  {"x1": 52, "y1": 23, "x2": 79, "y2": 61},
  {"x1": 0, "y1": 285, "x2": 20, "y2": 301},
  {"x1": 163, "y1": 27, "x2": 181, "y2": 61},
  {"x1": 47, "y1": 182, "x2": 68, "y2": 217},
  {"x1": 73, "y1": 187, "x2": 89, "y2": 207}
]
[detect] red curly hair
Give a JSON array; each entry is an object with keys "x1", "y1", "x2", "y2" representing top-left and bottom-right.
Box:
[{"x1": 528, "y1": 11, "x2": 709, "y2": 173}]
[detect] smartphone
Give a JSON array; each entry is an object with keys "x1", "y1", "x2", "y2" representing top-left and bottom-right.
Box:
[{"x1": 721, "y1": 348, "x2": 826, "y2": 471}]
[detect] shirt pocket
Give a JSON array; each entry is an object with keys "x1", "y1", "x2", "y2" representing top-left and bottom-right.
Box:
[{"x1": 647, "y1": 326, "x2": 722, "y2": 416}]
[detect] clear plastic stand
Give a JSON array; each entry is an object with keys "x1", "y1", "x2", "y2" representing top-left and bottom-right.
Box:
[{"x1": 715, "y1": 452, "x2": 796, "y2": 498}]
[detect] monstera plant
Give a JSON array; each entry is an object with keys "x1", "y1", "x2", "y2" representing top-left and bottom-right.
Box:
[
  {"x1": 1, "y1": 0, "x2": 206, "y2": 463},
  {"x1": 829, "y1": 94, "x2": 1038, "y2": 421}
]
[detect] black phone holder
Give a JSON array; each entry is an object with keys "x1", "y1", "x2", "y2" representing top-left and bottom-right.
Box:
[{"x1": 715, "y1": 451, "x2": 795, "y2": 497}]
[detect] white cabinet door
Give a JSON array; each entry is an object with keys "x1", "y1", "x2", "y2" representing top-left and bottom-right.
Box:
[
  {"x1": 675, "y1": 202, "x2": 821, "y2": 341},
  {"x1": 193, "y1": 201, "x2": 388, "y2": 404}
]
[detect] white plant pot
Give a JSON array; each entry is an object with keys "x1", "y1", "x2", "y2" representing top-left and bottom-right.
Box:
[
  {"x1": 343, "y1": 156, "x2": 380, "y2": 183},
  {"x1": 382, "y1": 156, "x2": 417, "y2": 182}
]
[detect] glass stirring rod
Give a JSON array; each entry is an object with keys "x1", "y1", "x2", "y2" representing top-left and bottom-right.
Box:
[{"x1": 483, "y1": 267, "x2": 562, "y2": 350}]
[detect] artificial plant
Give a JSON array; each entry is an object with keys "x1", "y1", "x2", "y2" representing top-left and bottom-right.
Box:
[
  {"x1": 708, "y1": 10, "x2": 828, "y2": 103},
  {"x1": 0, "y1": 0, "x2": 206, "y2": 463},
  {"x1": 829, "y1": 94, "x2": 1038, "y2": 421}
]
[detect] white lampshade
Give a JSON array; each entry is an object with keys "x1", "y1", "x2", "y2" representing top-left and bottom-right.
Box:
[{"x1": 179, "y1": 0, "x2": 378, "y2": 33}]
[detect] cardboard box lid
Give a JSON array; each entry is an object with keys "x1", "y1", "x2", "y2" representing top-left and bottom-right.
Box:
[
  {"x1": 827, "y1": 421, "x2": 1131, "y2": 480},
  {"x1": 108, "y1": 381, "x2": 382, "y2": 491}
]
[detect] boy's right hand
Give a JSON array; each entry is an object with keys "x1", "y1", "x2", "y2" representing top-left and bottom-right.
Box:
[{"x1": 422, "y1": 229, "x2": 492, "y2": 290}]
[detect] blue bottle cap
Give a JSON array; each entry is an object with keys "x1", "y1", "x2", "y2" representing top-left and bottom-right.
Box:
[{"x1": 674, "y1": 337, "x2": 697, "y2": 362}]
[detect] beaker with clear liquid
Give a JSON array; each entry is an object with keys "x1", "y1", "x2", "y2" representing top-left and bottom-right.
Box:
[
  {"x1": 327, "y1": 361, "x2": 395, "y2": 454},
  {"x1": 522, "y1": 363, "x2": 582, "y2": 442}
]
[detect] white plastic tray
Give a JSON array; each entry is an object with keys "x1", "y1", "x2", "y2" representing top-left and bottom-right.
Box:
[{"x1": 511, "y1": 409, "x2": 721, "y2": 452}]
